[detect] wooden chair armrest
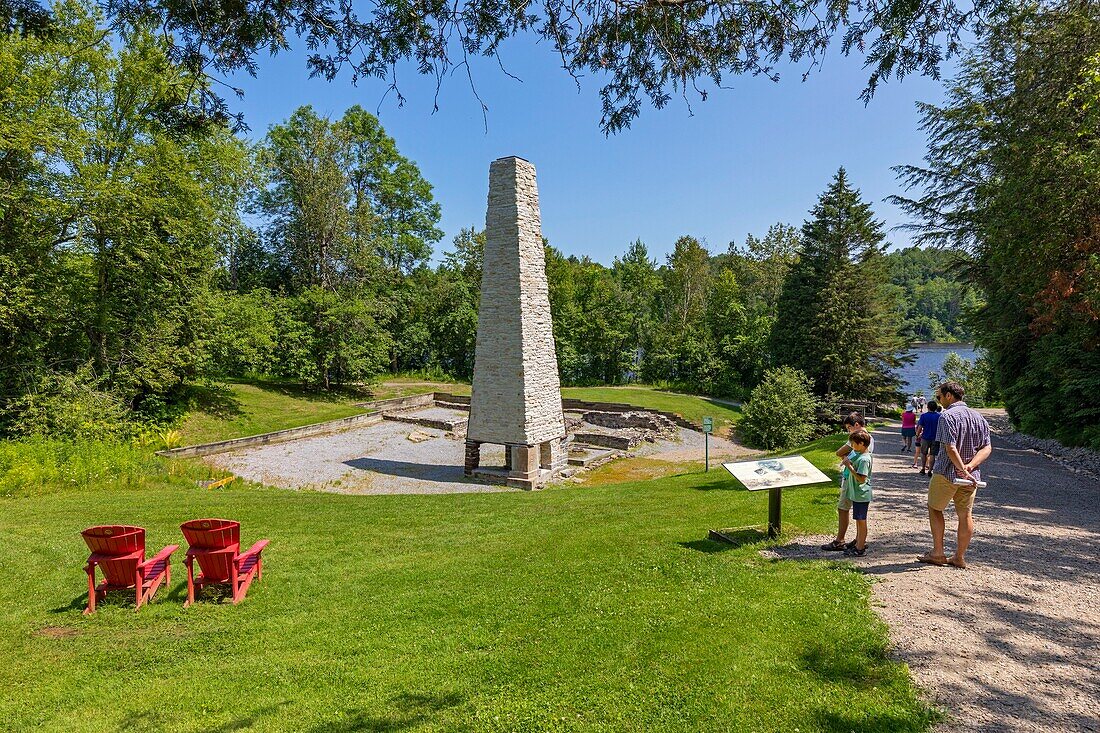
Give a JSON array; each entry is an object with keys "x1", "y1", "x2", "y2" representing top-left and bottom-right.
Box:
[
  {"x1": 234, "y1": 540, "x2": 270, "y2": 566},
  {"x1": 86, "y1": 549, "x2": 142, "y2": 571},
  {"x1": 139, "y1": 544, "x2": 179, "y2": 572},
  {"x1": 185, "y1": 545, "x2": 238, "y2": 561}
]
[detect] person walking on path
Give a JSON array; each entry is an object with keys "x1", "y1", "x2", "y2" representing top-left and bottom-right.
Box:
[
  {"x1": 918, "y1": 381, "x2": 992, "y2": 569},
  {"x1": 900, "y1": 406, "x2": 917, "y2": 453},
  {"x1": 915, "y1": 400, "x2": 941, "y2": 473}
]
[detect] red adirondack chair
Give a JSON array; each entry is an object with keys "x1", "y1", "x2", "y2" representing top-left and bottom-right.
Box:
[
  {"x1": 180, "y1": 519, "x2": 269, "y2": 607},
  {"x1": 81, "y1": 525, "x2": 179, "y2": 615}
]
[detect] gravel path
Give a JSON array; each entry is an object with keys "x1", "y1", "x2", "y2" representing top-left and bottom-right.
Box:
[{"x1": 768, "y1": 415, "x2": 1100, "y2": 732}]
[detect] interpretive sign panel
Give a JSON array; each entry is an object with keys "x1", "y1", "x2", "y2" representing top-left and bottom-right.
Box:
[
  {"x1": 721, "y1": 456, "x2": 832, "y2": 491},
  {"x1": 702, "y1": 417, "x2": 713, "y2": 434}
]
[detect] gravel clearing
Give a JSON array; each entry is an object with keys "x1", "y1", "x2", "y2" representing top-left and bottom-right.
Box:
[
  {"x1": 205, "y1": 407, "x2": 746, "y2": 494},
  {"x1": 768, "y1": 413, "x2": 1100, "y2": 732},
  {"x1": 208, "y1": 418, "x2": 511, "y2": 494}
]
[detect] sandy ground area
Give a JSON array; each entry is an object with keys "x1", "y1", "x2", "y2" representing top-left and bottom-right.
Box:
[
  {"x1": 767, "y1": 416, "x2": 1100, "y2": 733},
  {"x1": 206, "y1": 407, "x2": 752, "y2": 494}
]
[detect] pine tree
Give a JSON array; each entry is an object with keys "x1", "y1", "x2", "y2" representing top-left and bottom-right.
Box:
[{"x1": 771, "y1": 168, "x2": 907, "y2": 401}]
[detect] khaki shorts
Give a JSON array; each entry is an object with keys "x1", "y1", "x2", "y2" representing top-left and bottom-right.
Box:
[
  {"x1": 928, "y1": 473, "x2": 977, "y2": 513},
  {"x1": 837, "y1": 487, "x2": 852, "y2": 512}
]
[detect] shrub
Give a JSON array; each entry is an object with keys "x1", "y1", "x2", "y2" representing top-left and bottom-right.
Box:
[
  {"x1": 739, "y1": 367, "x2": 817, "y2": 450},
  {"x1": 927, "y1": 352, "x2": 994, "y2": 406},
  {"x1": 0, "y1": 369, "x2": 133, "y2": 441}
]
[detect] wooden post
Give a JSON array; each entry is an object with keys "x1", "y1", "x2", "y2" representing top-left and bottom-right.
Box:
[{"x1": 768, "y1": 487, "x2": 782, "y2": 538}]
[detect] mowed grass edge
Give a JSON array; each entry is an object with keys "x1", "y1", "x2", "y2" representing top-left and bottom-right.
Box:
[{"x1": 0, "y1": 432, "x2": 934, "y2": 732}]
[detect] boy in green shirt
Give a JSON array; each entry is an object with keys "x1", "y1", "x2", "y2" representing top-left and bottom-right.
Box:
[{"x1": 841, "y1": 430, "x2": 873, "y2": 556}]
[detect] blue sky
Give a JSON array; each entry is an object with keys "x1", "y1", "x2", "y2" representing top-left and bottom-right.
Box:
[{"x1": 228, "y1": 35, "x2": 947, "y2": 266}]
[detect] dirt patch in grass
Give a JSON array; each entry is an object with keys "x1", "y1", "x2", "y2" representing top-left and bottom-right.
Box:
[
  {"x1": 576, "y1": 457, "x2": 694, "y2": 486},
  {"x1": 35, "y1": 626, "x2": 81, "y2": 640}
]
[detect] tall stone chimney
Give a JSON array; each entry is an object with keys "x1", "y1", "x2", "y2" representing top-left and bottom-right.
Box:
[{"x1": 464, "y1": 157, "x2": 566, "y2": 489}]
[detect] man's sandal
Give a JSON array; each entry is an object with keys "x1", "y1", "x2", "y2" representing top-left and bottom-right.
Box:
[
  {"x1": 917, "y1": 553, "x2": 948, "y2": 566},
  {"x1": 821, "y1": 539, "x2": 847, "y2": 551}
]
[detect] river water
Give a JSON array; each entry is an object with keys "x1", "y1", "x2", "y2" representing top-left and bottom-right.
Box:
[{"x1": 898, "y1": 343, "x2": 981, "y2": 397}]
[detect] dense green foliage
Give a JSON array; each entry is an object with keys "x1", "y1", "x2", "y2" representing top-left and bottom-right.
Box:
[
  {"x1": 772, "y1": 169, "x2": 908, "y2": 402},
  {"x1": 0, "y1": 434, "x2": 934, "y2": 730},
  {"x1": 739, "y1": 367, "x2": 818, "y2": 450},
  {"x1": 928, "y1": 352, "x2": 995, "y2": 407},
  {"x1": 884, "y1": 247, "x2": 981, "y2": 342},
  {"x1": 0, "y1": 1, "x2": 251, "y2": 436},
  {"x1": 11, "y1": 0, "x2": 1000, "y2": 135},
  {"x1": 895, "y1": 0, "x2": 1100, "y2": 448}
]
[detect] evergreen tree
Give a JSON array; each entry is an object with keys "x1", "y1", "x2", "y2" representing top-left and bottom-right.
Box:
[
  {"x1": 893, "y1": 1, "x2": 1100, "y2": 447},
  {"x1": 612, "y1": 239, "x2": 660, "y2": 365},
  {"x1": 772, "y1": 168, "x2": 907, "y2": 401}
]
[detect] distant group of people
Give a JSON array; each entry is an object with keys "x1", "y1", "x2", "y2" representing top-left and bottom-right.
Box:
[
  {"x1": 821, "y1": 381, "x2": 993, "y2": 569},
  {"x1": 901, "y1": 398, "x2": 942, "y2": 475}
]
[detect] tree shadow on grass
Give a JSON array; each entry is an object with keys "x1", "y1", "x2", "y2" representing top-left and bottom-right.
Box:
[
  {"x1": 232, "y1": 377, "x2": 372, "y2": 404},
  {"x1": 800, "y1": 643, "x2": 885, "y2": 688},
  {"x1": 813, "y1": 709, "x2": 938, "y2": 733},
  {"x1": 184, "y1": 382, "x2": 244, "y2": 419},
  {"x1": 307, "y1": 692, "x2": 465, "y2": 732},
  {"x1": 800, "y1": 644, "x2": 940, "y2": 732},
  {"x1": 117, "y1": 702, "x2": 290, "y2": 733}
]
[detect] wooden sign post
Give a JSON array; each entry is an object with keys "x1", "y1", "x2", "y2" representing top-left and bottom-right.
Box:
[{"x1": 702, "y1": 417, "x2": 713, "y2": 472}]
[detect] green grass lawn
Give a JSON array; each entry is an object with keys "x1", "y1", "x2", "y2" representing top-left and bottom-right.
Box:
[
  {"x1": 0, "y1": 433, "x2": 933, "y2": 732},
  {"x1": 175, "y1": 381, "x2": 372, "y2": 445}
]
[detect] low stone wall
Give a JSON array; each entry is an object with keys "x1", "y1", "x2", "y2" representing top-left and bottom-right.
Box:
[
  {"x1": 382, "y1": 413, "x2": 468, "y2": 432},
  {"x1": 157, "y1": 412, "x2": 384, "y2": 459},
  {"x1": 582, "y1": 410, "x2": 679, "y2": 436},
  {"x1": 573, "y1": 432, "x2": 640, "y2": 451},
  {"x1": 564, "y1": 398, "x2": 701, "y2": 431}
]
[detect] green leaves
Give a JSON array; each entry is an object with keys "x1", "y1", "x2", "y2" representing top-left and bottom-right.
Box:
[
  {"x1": 772, "y1": 168, "x2": 908, "y2": 402},
  {"x1": 894, "y1": 2, "x2": 1100, "y2": 448},
  {"x1": 739, "y1": 366, "x2": 817, "y2": 450},
  {"x1": 0, "y1": 2, "x2": 250, "y2": 435}
]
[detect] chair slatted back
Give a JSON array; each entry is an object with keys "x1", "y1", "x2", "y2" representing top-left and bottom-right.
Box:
[
  {"x1": 81, "y1": 526, "x2": 145, "y2": 586},
  {"x1": 181, "y1": 519, "x2": 240, "y2": 581}
]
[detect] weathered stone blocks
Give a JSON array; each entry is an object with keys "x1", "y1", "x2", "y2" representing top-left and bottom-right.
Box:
[{"x1": 465, "y1": 157, "x2": 566, "y2": 488}]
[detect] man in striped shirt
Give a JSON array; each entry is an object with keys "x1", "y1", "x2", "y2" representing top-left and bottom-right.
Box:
[{"x1": 918, "y1": 381, "x2": 992, "y2": 569}]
